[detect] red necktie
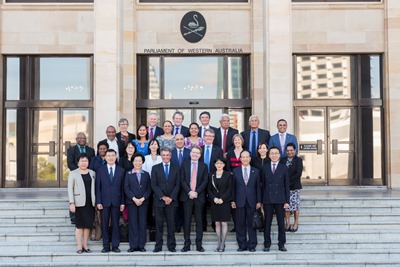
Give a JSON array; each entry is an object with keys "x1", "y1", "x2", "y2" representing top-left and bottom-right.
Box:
[
  {"x1": 223, "y1": 129, "x2": 227, "y2": 154},
  {"x1": 149, "y1": 128, "x2": 154, "y2": 140},
  {"x1": 191, "y1": 162, "x2": 197, "y2": 191}
]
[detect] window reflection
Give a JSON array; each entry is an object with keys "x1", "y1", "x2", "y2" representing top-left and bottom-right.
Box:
[
  {"x1": 38, "y1": 58, "x2": 91, "y2": 100},
  {"x1": 165, "y1": 57, "x2": 223, "y2": 99},
  {"x1": 228, "y1": 57, "x2": 243, "y2": 99},
  {"x1": 296, "y1": 55, "x2": 355, "y2": 100},
  {"x1": 149, "y1": 57, "x2": 161, "y2": 99},
  {"x1": 6, "y1": 58, "x2": 20, "y2": 100},
  {"x1": 5, "y1": 110, "x2": 17, "y2": 182},
  {"x1": 361, "y1": 55, "x2": 381, "y2": 99}
]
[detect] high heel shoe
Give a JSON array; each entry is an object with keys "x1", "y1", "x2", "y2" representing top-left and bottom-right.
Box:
[
  {"x1": 285, "y1": 225, "x2": 291, "y2": 232},
  {"x1": 218, "y1": 245, "x2": 225, "y2": 252},
  {"x1": 214, "y1": 246, "x2": 220, "y2": 252},
  {"x1": 291, "y1": 226, "x2": 298, "y2": 232}
]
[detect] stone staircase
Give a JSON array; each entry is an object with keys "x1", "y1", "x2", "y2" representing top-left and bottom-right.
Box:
[{"x1": 1, "y1": 188, "x2": 400, "y2": 266}]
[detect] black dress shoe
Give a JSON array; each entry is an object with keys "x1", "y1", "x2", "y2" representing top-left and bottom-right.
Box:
[
  {"x1": 279, "y1": 246, "x2": 287, "y2": 252},
  {"x1": 249, "y1": 248, "x2": 256, "y2": 252},
  {"x1": 153, "y1": 248, "x2": 162, "y2": 253},
  {"x1": 83, "y1": 248, "x2": 92, "y2": 253},
  {"x1": 196, "y1": 246, "x2": 205, "y2": 252},
  {"x1": 127, "y1": 248, "x2": 135, "y2": 253},
  {"x1": 112, "y1": 247, "x2": 121, "y2": 253},
  {"x1": 237, "y1": 248, "x2": 246, "y2": 252},
  {"x1": 263, "y1": 247, "x2": 270, "y2": 252},
  {"x1": 181, "y1": 246, "x2": 190, "y2": 252},
  {"x1": 290, "y1": 226, "x2": 298, "y2": 232},
  {"x1": 101, "y1": 248, "x2": 110, "y2": 253},
  {"x1": 168, "y1": 248, "x2": 176, "y2": 252},
  {"x1": 139, "y1": 248, "x2": 146, "y2": 252}
]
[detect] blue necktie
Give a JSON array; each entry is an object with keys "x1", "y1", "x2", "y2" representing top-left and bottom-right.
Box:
[
  {"x1": 205, "y1": 146, "x2": 210, "y2": 172},
  {"x1": 251, "y1": 131, "x2": 257, "y2": 157},
  {"x1": 178, "y1": 149, "x2": 183, "y2": 167},
  {"x1": 165, "y1": 164, "x2": 169, "y2": 181},
  {"x1": 109, "y1": 167, "x2": 114, "y2": 183},
  {"x1": 175, "y1": 127, "x2": 179, "y2": 135}
]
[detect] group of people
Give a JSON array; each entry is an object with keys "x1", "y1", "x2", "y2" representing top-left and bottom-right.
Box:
[{"x1": 67, "y1": 111, "x2": 303, "y2": 254}]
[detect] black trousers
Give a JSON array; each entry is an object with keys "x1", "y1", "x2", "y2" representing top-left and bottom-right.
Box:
[
  {"x1": 182, "y1": 199, "x2": 204, "y2": 246},
  {"x1": 154, "y1": 206, "x2": 177, "y2": 250},
  {"x1": 101, "y1": 206, "x2": 120, "y2": 249},
  {"x1": 263, "y1": 203, "x2": 286, "y2": 248}
]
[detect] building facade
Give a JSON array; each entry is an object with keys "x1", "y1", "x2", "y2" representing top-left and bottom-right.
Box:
[{"x1": 1, "y1": 0, "x2": 399, "y2": 188}]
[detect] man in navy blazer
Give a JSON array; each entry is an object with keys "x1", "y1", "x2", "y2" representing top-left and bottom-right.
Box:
[
  {"x1": 197, "y1": 111, "x2": 218, "y2": 139},
  {"x1": 268, "y1": 119, "x2": 299, "y2": 158},
  {"x1": 200, "y1": 129, "x2": 223, "y2": 174},
  {"x1": 151, "y1": 147, "x2": 181, "y2": 253},
  {"x1": 214, "y1": 114, "x2": 239, "y2": 156},
  {"x1": 95, "y1": 149, "x2": 126, "y2": 253},
  {"x1": 147, "y1": 112, "x2": 164, "y2": 140},
  {"x1": 231, "y1": 150, "x2": 262, "y2": 252},
  {"x1": 241, "y1": 115, "x2": 271, "y2": 157},
  {"x1": 172, "y1": 111, "x2": 190, "y2": 137},
  {"x1": 180, "y1": 146, "x2": 209, "y2": 252},
  {"x1": 67, "y1": 132, "x2": 95, "y2": 171},
  {"x1": 170, "y1": 133, "x2": 191, "y2": 232},
  {"x1": 261, "y1": 146, "x2": 290, "y2": 252}
]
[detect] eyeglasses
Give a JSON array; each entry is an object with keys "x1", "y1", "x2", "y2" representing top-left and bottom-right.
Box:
[
  {"x1": 269, "y1": 152, "x2": 280, "y2": 155},
  {"x1": 191, "y1": 151, "x2": 201, "y2": 155}
]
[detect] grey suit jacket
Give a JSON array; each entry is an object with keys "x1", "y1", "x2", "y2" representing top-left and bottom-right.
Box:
[{"x1": 68, "y1": 168, "x2": 96, "y2": 207}]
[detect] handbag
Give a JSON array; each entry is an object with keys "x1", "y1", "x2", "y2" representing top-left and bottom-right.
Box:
[{"x1": 252, "y1": 208, "x2": 264, "y2": 230}]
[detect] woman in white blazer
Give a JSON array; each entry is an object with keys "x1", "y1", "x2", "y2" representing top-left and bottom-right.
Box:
[{"x1": 68, "y1": 154, "x2": 96, "y2": 254}]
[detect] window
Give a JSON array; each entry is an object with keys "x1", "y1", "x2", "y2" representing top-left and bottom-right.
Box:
[
  {"x1": 139, "y1": 0, "x2": 247, "y2": 2},
  {"x1": 6, "y1": 0, "x2": 93, "y2": 3},
  {"x1": 292, "y1": 0, "x2": 379, "y2": 2}
]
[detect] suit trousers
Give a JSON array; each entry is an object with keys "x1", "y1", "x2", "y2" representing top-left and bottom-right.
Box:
[
  {"x1": 101, "y1": 206, "x2": 121, "y2": 249},
  {"x1": 263, "y1": 203, "x2": 286, "y2": 248},
  {"x1": 235, "y1": 201, "x2": 257, "y2": 249},
  {"x1": 127, "y1": 204, "x2": 148, "y2": 250},
  {"x1": 182, "y1": 199, "x2": 204, "y2": 246},
  {"x1": 154, "y1": 206, "x2": 177, "y2": 250}
]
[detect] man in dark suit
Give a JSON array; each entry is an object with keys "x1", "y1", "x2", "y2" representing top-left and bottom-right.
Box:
[
  {"x1": 151, "y1": 147, "x2": 180, "y2": 253},
  {"x1": 180, "y1": 146, "x2": 209, "y2": 252},
  {"x1": 171, "y1": 133, "x2": 191, "y2": 233},
  {"x1": 241, "y1": 115, "x2": 271, "y2": 157},
  {"x1": 261, "y1": 146, "x2": 290, "y2": 252},
  {"x1": 268, "y1": 119, "x2": 299, "y2": 158},
  {"x1": 198, "y1": 111, "x2": 218, "y2": 139},
  {"x1": 231, "y1": 150, "x2": 262, "y2": 252},
  {"x1": 147, "y1": 112, "x2": 164, "y2": 140},
  {"x1": 172, "y1": 111, "x2": 189, "y2": 137},
  {"x1": 100, "y1": 126, "x2": 124, "y2": 160},
  {"x1": 67, "y1": 132, "x2": 95, "y2": 171},
  {"x1": 214, "y1": 114, "x2": 239, "y2": 157},
  {"x1": 200, "y1": 129, "x2": 223, "y2": 174},
  {"x1": 95, "y1": 149, "x2": 126, "y2": 253}
]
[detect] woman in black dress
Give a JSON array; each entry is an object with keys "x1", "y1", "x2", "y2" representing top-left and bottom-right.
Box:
[
  {"x1": 207, "y1": 157, "x2": 232, "y2": 252},
  {"x1": 118, "y1": 142, "x2": 137, "y2": 171},
  {"x1": 251, "y1": 141, "x2": 269, "y2": 171},
  {"x1": 68, "y1": 154, "x2": 96, "y2": 254}
]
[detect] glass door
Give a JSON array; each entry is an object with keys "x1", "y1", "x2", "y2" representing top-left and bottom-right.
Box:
[{"x1": 297, "y1": 107, "x2": 357, "y2": 185}]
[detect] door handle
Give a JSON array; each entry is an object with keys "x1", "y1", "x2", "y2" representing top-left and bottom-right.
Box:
[
  {"x1": 64, "y1": 141, "x2": 71, "y2": 156},
  {"x1": 49, "y1": 141, "x2": 56, "y2": 157},
  {"x1": 317, "y1": 139, "x2": 322, "y2": 155},
  {"x1": 332, "y1": 139, "x2": 338, "y2": 155}
]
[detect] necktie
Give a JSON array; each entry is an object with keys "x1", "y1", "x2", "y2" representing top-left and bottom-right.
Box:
[
  {"x1": 223, "y1": 130, "x2": 227, "y2": 154},
  {"x1": 149, "y1": 128, "x2": 154, "y2": 140},
  {"x1": 175, "y1": 127, "x2": 179, "y2": 135},
  {"x1": 191, "y1": 162, "x2": 197, "y2": 191},
  {"x1": 79, "y1": 145, "x2": 84, "y2": 153},
  {"x1": 165, "y1": 164, "x2": 169, "y2": 181},
  {"x1": 109, "y1": 167, "x2": 114, "y2": 183},
  {"x1": 272, "y1": 163, "x2": 276, "y2": 174},
  {"x1": 178, "y1": 149, "x2": 183, "y2": 166},
  {"x1": 280, "y1": 133, "x2": 285, "y2": 153},
  {"x1": 251, "y1": 131, "x2": 257, "y2": 157},
  {"x1": 203, "y1": 127, "x2": 206, "y2": 138},
  {"x1": 243, "y1": 167, "x2": 249, "y2": 185},
  {"x1": 205, "y1": 146, "x2": 210, "y2": 172}
]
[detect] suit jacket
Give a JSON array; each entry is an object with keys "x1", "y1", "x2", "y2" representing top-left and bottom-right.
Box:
[
  {"x1": 268, "y1": 132, "x2": 299, "y2": 158},
  {"x1": 180, "y1": 160, "x2": 209, "y2": 203},
  {"x1": 67, "y1": 145, "x2": 95, "y2": 171},
  {"x1": 200, "y1": 145, "x2": 223, "y2": 174},
  {"x1": 280, "y1": 156, "x2": 303, "y2": 190},
  {"x1": 118, "y1": 156, "x2": 134, "y2": 172},
  {"x1": 214, "y1": 127, "x2": 239, "y2": 153},
  {"x1": 100, "y1": 138, "x2": 125, "y2": 159},
  {"x1": 116, "y1": 132, "x2": 136, "y2": 156},
  {"x1": 198, "y1": 125, "x2": 218, "y2": 138},
  {"x1": 240, "y1": 128, "x2": 271, "y2": 151},
  {"x1": 170, "y1": 147, "x2": 191, "y2": 167},
  {"x1": 261, "y1": 162, "x2": 290, "y2": 204},
  {"x1": 232, "y1": 166, "x2": 261, "y2": 208},
  {"x1": 207, "y1": 171, "x2": 233, "y2": 203},
  {"x1": 89, "y1": 155, "x2": 106, "y2": 172},
  {"x1": 151, "y1": 162, "x2": 180, "y2": 207},
  {"x1": 68, "y1": 169, "x2": 96, "y2": 207},
  {"x1": 95, "y1": 165, "x2": 125, "y2": 207},
  {"x1": 148, "y1": 126, "x2": 164, "y2": 140},
  {"x1": 124, "y1": 170, "x2": 151, "y2": 205},
  {"x1": 174, "y1": 125, "x2": 190, "y2": 137}
]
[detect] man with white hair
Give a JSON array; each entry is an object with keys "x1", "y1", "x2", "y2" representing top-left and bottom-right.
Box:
[
  {"x1": 240, "y1": 115, "x2": 270, "y2": 158},
  {"x1": 147, "y1": 112, "x2": 164, "y2": 140},
  {"x1": 214, "y1": 114, "x2": 239, "y2": 157}
]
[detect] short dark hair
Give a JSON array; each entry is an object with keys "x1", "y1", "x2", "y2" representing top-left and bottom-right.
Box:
[
  {"x1": 286, "y1": 142, "x2": 296, "y2": 150},
  {"x1": 106, "y1": 149, "x2": 117, "y2": 155},
  {"x1": 78, "y1": 153, "x2": 90, "y2": 162},
  {"x1": 277, "y1": 119, "x2": 287, "y2": 125},
  {"x1": 213, "y1": 157, "x2": 226, "y2": 165},
  {"x1": 96, "y1": 141, "x2": 109, "y2": 156},
  {"x1": 131, "y1": 153, "x2": 145, "y2": 163},
  {"x1": 199, "y1": 111, "x2": 211, "y2": 119}
]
